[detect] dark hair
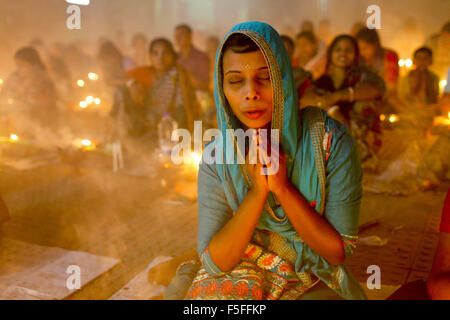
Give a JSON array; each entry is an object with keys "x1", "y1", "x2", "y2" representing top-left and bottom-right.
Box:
[
  {"x1": 296, "y1": 31, "x2": 316, "y2": 44},
  {"x1": 132, "y1": 33, "x2": 147, "y2": 46},
  {"x1": 97, "y1": 41, "x2": 123, "y2": 60},
  {"x1": 325, "y1": 35, "x2": 360, "y2": 72},
  {"x1": 149, "y1": 38, "x2": 177, "y2": 59},
  {"x1": 355, "y1": 28, "x2": 381, "y2": 49},
  {"x1": 281, "y1": 35, "x2": 294, "y2": 51},
  {"x1": 175, "y1": 24, "x2": 192, "y2": 34},
  {"x1": 14, "y1": 46, "x2": 45, "y2": 70},
  {"x1": 413, "y1": 46, "x2": 433, "y2": 58},
  {"x1": 441, "y1": 21, "x2": 450, "y2": 34},
  {"x1": 222, "y1": 33, "x2": 259, "y2": 54}
]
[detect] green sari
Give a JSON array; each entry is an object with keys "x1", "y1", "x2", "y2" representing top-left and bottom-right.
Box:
[{"x1": 187, "y1": 21, "x2": 366, "y2": 300}]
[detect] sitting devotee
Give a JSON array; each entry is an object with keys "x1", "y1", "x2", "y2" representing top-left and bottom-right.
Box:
[
  {"x1": 204, "y1": 35, "x2": 221, "y2": 128},
  {"x1": 293, "y1": 31, "x2": 326, "y2": 79},
  {"x1": 281, "y1": 35, "x2": 313, "y2": 98},
  {"x1": 425, "y1": 21, "x2": 450, "y2": 80},
  {"x1": 46, "y1": 42, "x2": 73, "y2": 108},
  {"x1": 0, "y1": 47, "x2": 57, "y2": 126},
  {"x1": 398, "y1": 46, "x2": 440, "y2": 106},
  {"x1": 317, "y1": 19, "x2": 333, "y2": 45},
  {"x1": 97, "y1": 41, "x2": 136, "y2": 89},
  {"x1": 131, "y1": 33, "x2": 149, "y2": 67},
  {"x1": 300, "y1": 20, "x2": 314, "y2": 33},
  {"x1": 174, "y1": 24, "x2": 210, "y2": 92},
  {"x1": 176, "y1": 22, "x2": 366, "y2": 300},
  {"x1": 300, "y1": 35, "x2": 385, "y2": 171},
  {"x1": 109, "y1": 73, "x2": 153, "y2": 142},
  {"x1": 205, "y1": 36, "x2": 220, "y2": 93},
  {"x1": 388, "y1": 188, "x2": 450, "y2": 300},
  {"x1": 356, "y1": 28, "x2": 399, "y2": 95},
  {"x1": 121, "y1": 38, "x2": 200, "y2": 134},
  {"x1": 350, "y1": 21, "x2": 365, "y2": 38}
]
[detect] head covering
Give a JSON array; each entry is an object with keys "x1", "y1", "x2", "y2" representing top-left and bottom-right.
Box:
[
  {"x1": 14, "y1": 47, "x2": 46, "y2": 70},
  {"x1": 212, "y1": 21, "x2": 318, "y2": 233},
  {"x1": 207, "y1": 21, "x2": 365, "y2": 299}
]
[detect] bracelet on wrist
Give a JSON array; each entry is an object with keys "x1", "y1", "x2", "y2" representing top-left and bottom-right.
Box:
[{"x1": 348, "y1": 87, "x2": 355, "y2": 102}]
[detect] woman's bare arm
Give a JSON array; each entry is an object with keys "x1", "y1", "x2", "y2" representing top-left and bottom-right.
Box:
[{"x1": 208, "y1": 182, "x2": 268, "y2": 272}]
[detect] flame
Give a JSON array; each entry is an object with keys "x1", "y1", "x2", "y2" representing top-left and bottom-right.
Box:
[
  {"x1": 404, "y1": 59, "x2": 412, "y2": 68},
  {"x1": 10, "y1": 134, "x2": 19, "y2": 141},
  {"x1": 440, "y1": 80, "x2": 447, "y2": 90},
  {"x1": 74, "y1": 138, "x2": 96, "y2": 151},
  {"x1": 88, "y1": 72, "x2": 98, "y2": 80},
  {"x1": 0, "y1": 78, "x2": 3, "y2": 85},
  {"x1": 81, "y1": 139, "x2": 92, "y2": 147},
  {"x1": 389, "y1": 114, "x2": 399, "y2": 123},
  {"x1": 86, "y1": 96, "x2": 94, "y2": 104},
  {"x1": 94, "y1": 98, "x2": 101, "y2": 105},
  {"x1": 190, "y1": 152, "x2": 202, "y2": 165},
  {"x1": 379, "y1": 114, "x2": 386, "y2": 121},
  {"x1": 398, "y1": 59, "x2": 405, "y2": 67},
  {"x1": 79, "y1": 101, "x2": 88, "y2": 108},
  {"x1": 77, "y1": 79, "x2": 85, "y2": 87}
]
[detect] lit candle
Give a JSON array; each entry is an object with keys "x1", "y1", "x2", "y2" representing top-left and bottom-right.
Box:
[
  {"x1": 440, "y1": 80, "x2": 447, "y2": 92},
  {"x1": 77, "y1": 79, "x2": 85, "y2": 87},
  {"x1": 79, "y1": 101, "x2": 88, "y2": 108},
  {"x1": 88, "y1": 72, "x2": 98, "y2": 80},
  {"x1": 389, "y1": 114, "x2": 399, "y2": 123},
  {"x1": 86, "y1": 96, "x2": 94, "y2": 104},
  {"x1": 405, "y1": 59, "x2": 412, "y2": 68}
]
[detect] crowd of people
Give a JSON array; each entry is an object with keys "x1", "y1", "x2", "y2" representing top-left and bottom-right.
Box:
[
  {"x1": 0, "y1": 20, "x2": 449, "y2": 169},
  {"x1": 0, "y1": 18, "x2": 449, "y2": 301}
]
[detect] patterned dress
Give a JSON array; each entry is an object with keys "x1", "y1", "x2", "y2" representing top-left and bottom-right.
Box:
[{"x1": 183, "y1": 22, "x2": 366, "y2": 300}]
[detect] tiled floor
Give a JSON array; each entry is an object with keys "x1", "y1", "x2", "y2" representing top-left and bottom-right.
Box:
[
  {"x1": 346, "y1": 190, "x2": 446, "y2": 288},
  {"x1": 0, "y1": 151, "x2": 448, "y2": 299}
]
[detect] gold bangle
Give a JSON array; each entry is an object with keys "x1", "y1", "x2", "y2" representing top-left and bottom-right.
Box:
[{"x1": 348, "y1": 87, "x2": 354, "y2": 102}]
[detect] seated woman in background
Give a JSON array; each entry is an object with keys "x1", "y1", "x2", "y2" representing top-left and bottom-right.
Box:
[
  {"x1": 300, "y1": 35, "x2": 385, "y2": 171},
  {"x1": 184, "y1": 22, "x2": 366, "y2": 300},
  {"x1": 112, "y1": 38, "x2": 201, "y2": 138},
  {"x1": 281, "y1": 34, "x2": 313, "y2": 99},
  {"x1": 0, "y1": 47, "x2": 57, "y2": 128},
  {"x1": 356, "y1": 28, "x2": 399, "y2": 96},
  {"x1": 145, "y1": 38, "x2": 200, "y2": 132},
  {"x1": 293, "y1": 31, "x2": 326, "y2": 80}
]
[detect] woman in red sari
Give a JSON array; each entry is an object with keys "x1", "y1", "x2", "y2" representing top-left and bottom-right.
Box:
[
  {"x1": 300, "y1": 35, "x2": 385, "y2": 171},
  {"x1": 356, "y1": 28, "x2": 399, "y2": 95}
]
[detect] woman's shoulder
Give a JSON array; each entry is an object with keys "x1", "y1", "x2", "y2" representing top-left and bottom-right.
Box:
[{"x1": 301, "y1": 106, "x2": 348, "y2": 136}]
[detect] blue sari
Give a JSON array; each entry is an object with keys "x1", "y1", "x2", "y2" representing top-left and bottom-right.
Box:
[{"x1": 189, "y1": 22, "x2": 366, "y2": 300}]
